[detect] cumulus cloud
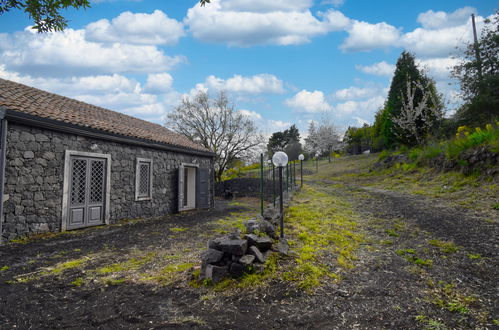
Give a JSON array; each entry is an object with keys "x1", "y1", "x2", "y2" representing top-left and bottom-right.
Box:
[
  {"x1": 220, "y1": 0, "x2": 313, "y2": 13},
  {"x1": 238, "y1": 109, "x2": 262, "y2": 120},
  {"x1": 334, "y1": 86, "x2": 378, "y2": 100},
  {"x1": 185, "y1": 0, "x2": 350, "y2": 46},
  {"x1": 203, "y1": 74, "x2": 285, "y2": 94},
  {"x1": 0, "y1": 28, "x2": 184, "y2": 77},
  {"x1": 85, "y1": 10, "x2": 185, "y2": 45},
  {"x1": 145, "y1": 73, "x2": 174, "y2": 93},
  {"x1": 285, "y1": 90, "x2": 332, "y2": 113},
  {"x1": 341, "y1": 20, "x2": 400, "y2": 52},
  {"x1": 417, "y1": 57, "x2": 460, "y2": 80},
  {"x1": 335, "y1": 96, "x2": 384, "y2": 115},
  {"x1": 356, "y1": 61, "x2": 395, "y2": 76},
  {"x1": 417, "y1": 6, "x2": 476, "y2": 29}
]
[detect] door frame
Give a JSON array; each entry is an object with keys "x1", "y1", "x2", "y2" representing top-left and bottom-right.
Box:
[
  {"x1": 178, "y1": 162, "x2": 199, "y2": 212},
  {"x1": 61, "y1": 150, "x2": 111, "y2": 232}
]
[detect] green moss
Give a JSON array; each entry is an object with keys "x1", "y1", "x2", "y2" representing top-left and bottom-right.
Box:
[
  {"x1": 428, "y1": 239, "x2": 460, "y2": 253},
  {"x1": 281, "y1": 185, "x2": 362, "y2": 290},
  {"x1": 467, "y1": 253, "x2": 481, "y2": 259},
  {"x1": 385, "y1": 229, "x2": 399, "y2": 237},
  {"x1": 105, "y1": 278, "x2": 125, "y2": 285},
  {"x1": 50, "y1": 257, "x2": 88, "y2": 274},
  {"x1": 0, "y1": 266, "x2": 9, "y2": 271},
  {"x1": 169, "y1": 227, "x2": 188, "y2": 232},
  {"x1": 71, "y1": 277, "x2": 84, "y2": 286}
]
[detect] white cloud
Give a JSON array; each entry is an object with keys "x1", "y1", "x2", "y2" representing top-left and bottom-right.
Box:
[
  {"x1": 417, "y1": 57, "x2": 460, "y2": 80},
  {"x1": 417, "y1": 6, "x2": 476, "y2": 29},
  {"x1": 85, "y1": 10, "x2": 185, "y2": 45},
  {"x1": 353, "y1": 116, "x2": 369, "y2": 126},
  {"x1": 341, "y1": 20, "x2": 400, "y2": 52},
  {"x1": 238, "y1": 109, "x2": 262, "y2": 120},
  {"x1": 334, "y1": 86, "x2": 377, "y2": 100},
  {"x1": 267, "y1": 120, "x2": 292, "y2": 131},
  {"x1": 204, "y1": 74, "x2": 285, "y2": 94},
  {"x1": 221, "y1": 0, "x2": 313, "y2": 13},
  {"x1": 185, "y1": 0, "x2": 349, "y2": 46},
  {"x1": 285, "y1": 90, "x2": 332, "y2": 113},
  {"x1": 356, "y1": 61, "x2": 395, "y2": 76},
  {"x1": 335, "y1": 96, "x2": 384, "y2": 115},
  {"x1": 400, "y1": 24, "x2": 473, "y2": 58},
  {"x1": 145, "y1": 73, "x2": 173, "y2": 93},
  {"x1": 321, "y1": 0, "x2": 344, "y2": 7},
  {"x1": 0, "y1": 27, "x2": 184, "y2": 77}
]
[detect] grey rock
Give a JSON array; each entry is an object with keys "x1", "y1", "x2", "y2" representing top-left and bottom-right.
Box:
[
  {"x1": 274, "y1": 238, "x2": 289, "y2": 255},
  {"x1": 244, "y1": 219, "x2": 260, "y2": 234},
  {"x1": 205, "y1": 265, "x2": 228, "y2": 284},
  {"x1": 253, "y1": 263, "x2": 265, "y2": 274},
  {"x1": 249, "y1": 245, "x2": 265, "y2": 263},
  {"x1": 239, "y1": 254, "x2": 255, "y2": 266},
  {"x1": 208, "y1": 237, "x2": 226, "y2": 251},
  {"x1": 229, "y1": 262, "x2": 245, "y2": 278},
  {"x1": 23, "y1": 151, "x2": 34, "y2": 159},
  {"x1": 220, "y1": 238, "x2": 248, "y2": 256},
  {"x1": 244, "y1": 234, "x2": 273, "y2": 251},
  {"x1": 259, "y1": 220, "x2": 277, "y2": 238},
  {"x1": 201, "y1": 248, "x2": 223, "y2": 264}
]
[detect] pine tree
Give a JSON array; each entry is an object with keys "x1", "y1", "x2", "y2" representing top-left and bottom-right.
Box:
[{"x1": 373, "y1": 51, "x2": 442, "y2": 148}]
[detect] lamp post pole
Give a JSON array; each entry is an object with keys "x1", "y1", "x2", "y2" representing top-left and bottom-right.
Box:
[
  {"x1": 299, "y1": 154, "x2": 304, "y2": 187},
  {"x1": 271, "y1": 161, "x2": 275, "y2": 207},
  {"x1": 278, "y1": 165, "x2": 284, "y2": 238},
  {"x1": 260, "y1": 153, "x2": 264, "y2": 216},
  {"x1": 272, "y1": 151, "x2": 288, "y2": 239}
]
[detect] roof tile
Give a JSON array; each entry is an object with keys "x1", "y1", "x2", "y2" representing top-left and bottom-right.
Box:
[{"x1": 0, "y1": 78, "x2": 209, "y2": 153}]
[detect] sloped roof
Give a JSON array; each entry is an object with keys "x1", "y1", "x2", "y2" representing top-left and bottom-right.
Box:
[{"x1": 0, "y1": 78, "x2": 210, "y2": 154}]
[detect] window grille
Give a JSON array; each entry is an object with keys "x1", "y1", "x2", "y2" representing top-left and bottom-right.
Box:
[{"x1": 136, "y1": 158, "x2": 153, "y2": 200}]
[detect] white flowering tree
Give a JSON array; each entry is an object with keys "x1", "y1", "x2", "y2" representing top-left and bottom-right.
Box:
[{"x1": 391, "y1": 80, "x2": 443, "y2": 145}]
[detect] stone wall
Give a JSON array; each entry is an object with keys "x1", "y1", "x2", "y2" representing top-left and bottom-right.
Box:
[
  {"x1": 215, "y1": 178, "x2": 283, "y2": 200},
  {"x1": 2, "y1": 122, "x2": 213, "y2": 241}
]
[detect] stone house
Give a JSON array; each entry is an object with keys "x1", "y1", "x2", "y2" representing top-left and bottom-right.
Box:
[{"x1": 0, "y1": 78, "x2": 215, "y2": 242}]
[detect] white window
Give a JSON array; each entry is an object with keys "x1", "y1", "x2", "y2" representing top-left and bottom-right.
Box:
[{"x1": 135, "y1": 158, "x2": 153, "y2": 201}]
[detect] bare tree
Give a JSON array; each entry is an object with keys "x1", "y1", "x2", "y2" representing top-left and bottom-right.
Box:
[
  {"x1": 391, "y1": 80, "x2": 443, "y2": 145},
  {"x1": 166, "y1": 91, "x2": 263, "y2": 181}
]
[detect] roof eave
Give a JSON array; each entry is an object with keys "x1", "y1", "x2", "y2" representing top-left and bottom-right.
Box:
[{"x1": 1, "y1": 108, "x2": 215, "y2": 158}]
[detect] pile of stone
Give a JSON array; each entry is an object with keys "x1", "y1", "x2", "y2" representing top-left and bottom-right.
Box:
[{"x1": 199, "y1": 206, "x2": 289, "y2": 283}]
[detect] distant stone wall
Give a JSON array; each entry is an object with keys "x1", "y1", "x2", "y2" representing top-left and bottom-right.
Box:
[
  {"x1": 215, "y1": 178, "x2": 289, "y2": 200},
  {"x1": 2, "y1": 122, "x2": 213, "y2": 241}
]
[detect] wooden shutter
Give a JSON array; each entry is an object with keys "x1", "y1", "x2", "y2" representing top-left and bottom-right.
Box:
[
  {"x1": 198, "y1": 168, "x2": 210, "y2": 209},
  {"x1": 178, "y1": 165, "x2": 185, "y2": 212}
]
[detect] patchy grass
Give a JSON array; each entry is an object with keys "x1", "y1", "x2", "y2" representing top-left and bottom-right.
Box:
[
  {"x1": 281, "y1": 185, "x2": 363, "y2": 290},
  {"x1": 428, "y1": 239, "x2": 460, "y2": 254},
  {"x1": 49, "y1": 257, "x2": 89, "y2": 274},
  {"x1": 396, "y1": 249, "x2": 433, "y2": 267},
  {"x1": 426, "y1": 280, "x2": 476, "y2": 315},
  {"x1": 169, "y1": 227, "x2": 188, "y2": 232}
]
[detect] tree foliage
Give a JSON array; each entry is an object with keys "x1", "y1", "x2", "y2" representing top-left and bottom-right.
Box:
[
  {"x1": 0, "y1": 0, "x2": 212, "y2": 32},
  {"x1": 305, "y1": 114, "x2": 341, "y2": 158},
  {"x1": 391, "y1": 80, "x2": 443, "y2": 145},
  {"x1": 452, "y1": 13, "x2": 499, "y2": 126},
  {"x1": 372, "y1": 51, "x2": 443, "y2": 148},
  {"x1": 0, "y1": 0, "x2": 90, "y2": 32},
  {"x1": 344, "y1": 124, "x2": 373, "y2": 154},
  {"x1": 267, "y1": 124, "x2": 301, "y2": 156},
  {"x1": 165, "y1": 91, "x2": 262, "y2": 182}
]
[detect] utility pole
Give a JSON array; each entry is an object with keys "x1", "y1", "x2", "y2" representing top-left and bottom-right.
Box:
[{"x1": 471, "y1": 14, "x2": 483, "y2": 81}]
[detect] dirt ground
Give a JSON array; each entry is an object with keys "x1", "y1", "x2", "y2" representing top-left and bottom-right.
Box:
[{"x1": 0, "y1": 154, "x2": 497, "y2": 329}]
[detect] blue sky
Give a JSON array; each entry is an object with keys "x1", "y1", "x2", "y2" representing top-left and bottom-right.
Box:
[{"x1": 0, "y1": 0, "x2": 496, "y2": 137}]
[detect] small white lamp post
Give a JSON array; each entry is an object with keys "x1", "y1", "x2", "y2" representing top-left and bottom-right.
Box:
[
  {"x1": 272, "y1": 151, "x2": 288, "y2": 239},
  {"x1": 298, "y1": 154, "x2": 304, "y2": 187},
  {"x1": 315, "y1": 152, "x2": 320, "y2": 173}
]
